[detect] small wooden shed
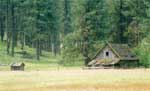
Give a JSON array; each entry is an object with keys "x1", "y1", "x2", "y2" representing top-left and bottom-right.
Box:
[
  {"x1": 88, "y1": 42, "x2": 139, "y2": 68},
  {"x1": 11, "y1": 62, "x2": 25, "y2": 71}
]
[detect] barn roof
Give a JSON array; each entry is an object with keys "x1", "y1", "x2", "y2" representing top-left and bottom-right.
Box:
[
  {"x1": 93, "y1": 42, "x2": 138, "y2": 60},
  {"x1": 108, "y1": 43, "x2": 138, "y2": 60},
  {"x1": 11, "y1": 62, "x2": 25, "y2": 67}
]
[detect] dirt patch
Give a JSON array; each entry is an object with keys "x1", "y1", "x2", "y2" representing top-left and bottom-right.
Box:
[
  {"x1": 47, "y1": 83, "x2": 150, "y2": 91},
  {"x1": 18, "y1": 83, "x2": 150, "y2": 91}
]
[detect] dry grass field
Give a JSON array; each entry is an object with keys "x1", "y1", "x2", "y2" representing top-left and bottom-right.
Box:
[{"x1": 0, "y1": 69, "x2": 150, "y2": 91}]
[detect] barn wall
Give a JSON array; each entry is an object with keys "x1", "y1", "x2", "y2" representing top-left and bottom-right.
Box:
[
  {"x1": 11, "y1": 66, "x2": 24, "y2": 71},
  {"x1": 95, "y1": 46, "x2": 119, "y2": 61}
]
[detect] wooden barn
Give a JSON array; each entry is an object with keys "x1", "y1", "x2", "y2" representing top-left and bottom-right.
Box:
[
  {"x1": 11, "y1": 62, "x2": 25, "y2": 71},
  {"x1": 88, "y1": 42, "x2": 139, "y2": 68}
]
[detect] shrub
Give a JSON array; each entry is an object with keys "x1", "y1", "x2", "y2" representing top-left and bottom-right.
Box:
[{"x1": 134, "y1": 35, "x2": 150, "y2": 67}]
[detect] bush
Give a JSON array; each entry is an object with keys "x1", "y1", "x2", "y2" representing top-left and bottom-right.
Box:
[
  {"x1": 134, "y1": 36, "x2": 150, "y2": 67},
  {"x1": 60, "y1": 32, "x2": 84, "y2": 66}
]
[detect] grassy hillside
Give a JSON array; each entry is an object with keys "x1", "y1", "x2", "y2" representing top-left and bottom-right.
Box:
[{"x1": 0, "y1": 41, "x2": 82, "y2": 71}]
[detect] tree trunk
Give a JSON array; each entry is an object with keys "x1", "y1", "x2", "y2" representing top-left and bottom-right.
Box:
[
  {"x1": 6, "y1": 32, "x2": 11, "y2": 54},
  {"x1": 21, "y1": 32, "x2": 25, "y2": 50},
  {"x1": 51, "y1": 34, "x2": 55, "y2": 56},
  {"x1": 83, "y1": 37, "x2": 90, "y2": 66},
  {"x1": 36, "y1": 39, "x2": 40, "y2": 60},
  {"x1": 82, "y1": 29, "x2": 90, "y2": 66},
  {"x1": 39, "y1": 40, "x2": 42, "y2": 55},
  {"x1": 119, "y1": 0, "x2": 124, "y2": 43},
  {"x1": 6, "y1": 0, "x2": 11, "y2": 54},
  {"x1": 11, "y1": 1, "x2": 16, "y2": 57},
  {"x1": 51, "y1": 42, "x2": 55, "y2": 55},
  {"x1": 81, "y1": 14, "x2": 91, "y2": 66},
  {"x1": 0, "y1": 18, "x2": 4, "y2": 42}
]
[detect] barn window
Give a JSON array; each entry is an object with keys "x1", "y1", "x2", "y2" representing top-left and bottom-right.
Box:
[{"x1": 106, "y1": 51, "x2": 109, "y2": 57}]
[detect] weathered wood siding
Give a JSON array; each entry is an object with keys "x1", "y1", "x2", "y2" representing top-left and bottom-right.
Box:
[
  {"x1": 95, "y1": 45, "x2": 119, "y2": 61},
  {"x1": 11, "y1": 66, "x2": 24, "y2": 71}
]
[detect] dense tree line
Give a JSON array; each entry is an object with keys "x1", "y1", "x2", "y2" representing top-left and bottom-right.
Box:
[{"x1": 0, "y1": 0, "x2": 150, "y2": 66}]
